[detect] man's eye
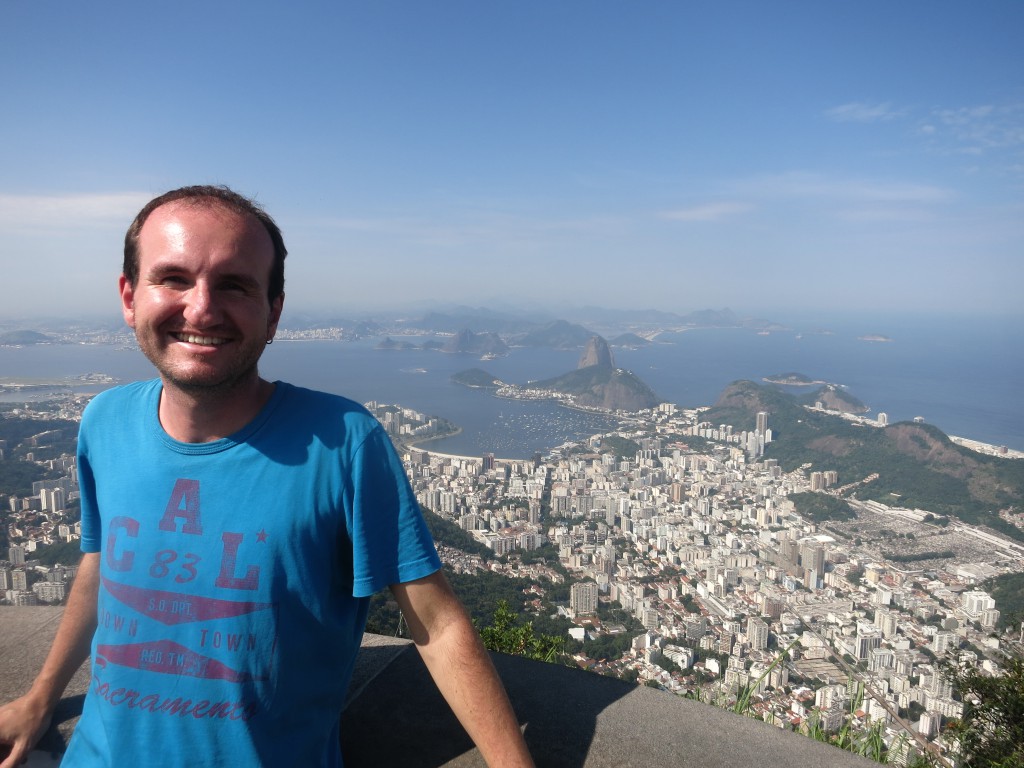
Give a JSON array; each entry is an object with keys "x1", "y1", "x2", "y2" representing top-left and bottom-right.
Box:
[{"x1": 161, "y1": 276, "x2": 188, "y2": 286}]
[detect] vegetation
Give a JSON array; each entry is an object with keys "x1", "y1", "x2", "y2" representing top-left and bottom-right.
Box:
[
  {"x1": 364, "y1": 565, "x2": 537, "y2": 636},
  {"x1": 31, "y1": 537, "x2": 84, "y2": 567},
  {"x1": 608, "y1": 333, "x2": 649, "y2": 347},
  {"x1": 0, "y1": 330, "x2": 53, "y2": 345},
  {"x1": 532, "y1": 364, "x2": 661, "y2": 411},
  {"x1": 764, "y1": 372, "x2": 816, "y2": 385},
  {"x1": 570, "y1": 626, "x2": 636, "y2": 663},
  {"x1": 445, "y1": 570, "x2": 534, "y2": 625},
  {"x1": 420, "y1": 508, "x2": 494, "y2": 560},
  {"x1": 477, "y1": 601, "x2": 566, "y2": 664},
  {"x1": 0, "y1": 458, "x2": 51, "y2": 498},
  {"x1": 790, "y1": 491, "x2": 855, "y2": 522},
  {"x1": 598, "y1": 434, "x2": 641, "y2": 460},
  {"x1": 797, "y1": 384, "x2": 869, "y2": 414},
  {"x1": 884, "y1": 550, "x2": 956, "y2": 563},
  {"x1": 984, "y1": 571, "x2": 1024, "y2": 631},
  {"x1": 518, "y1": 543, "x2": 565, "y2": 570},
  {"x1": 702, "y1": 380, "x2": 1024, "y2": 541},
  {"x1": 946, "y1": 654, "x2": 1024, "y2": 768},
  {"x1": 804, "y1": 707, "x2": 889, "y2": 764},
  {"x1": 451, "y1": 368, "x2": 503, "y2": 389},
  {"x1": 0, "y1": 416, "x2": 79, "y2": 515}
]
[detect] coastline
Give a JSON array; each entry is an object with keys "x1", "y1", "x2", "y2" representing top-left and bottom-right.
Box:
[
  {"x1": 949, "y1": 435, "x2": 1024, "y2": 460},
  {"x1": 2, "y1": 330, "x2": 1023, "y2": 455}
]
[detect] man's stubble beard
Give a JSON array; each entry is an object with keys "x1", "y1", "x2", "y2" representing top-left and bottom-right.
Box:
[{"x1": 136, "y1": 329, "x2": 268, "y2": 399}]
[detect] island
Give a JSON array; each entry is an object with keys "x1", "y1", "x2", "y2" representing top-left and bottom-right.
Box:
[
  {"x1": 762, "y1": 372, "x2": 827, "y2": 386},
  {"x1": 451, "y1": 368, "x2": 505, "y2": 390}
]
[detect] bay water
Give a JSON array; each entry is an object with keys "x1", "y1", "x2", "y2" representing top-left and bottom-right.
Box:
[{"x1": 1, "y1": 313, "x2": 1021, "y2": 457}]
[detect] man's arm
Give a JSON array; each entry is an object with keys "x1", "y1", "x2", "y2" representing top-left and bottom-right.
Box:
[
  {"x1": 389, "y1": 571, "x2": 534, "y2": 768},
  {"x1": 0, "y1": 552, "x2": 99, "y2": 768}
]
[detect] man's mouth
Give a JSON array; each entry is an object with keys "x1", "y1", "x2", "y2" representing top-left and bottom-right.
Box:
[{"x1": 172, "y1": 332, "x2": 227, "y2": 346}]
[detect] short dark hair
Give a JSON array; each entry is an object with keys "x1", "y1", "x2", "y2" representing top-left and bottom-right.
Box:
[{"x1": 123, "y1": 185, "x2": 287, "y2": 301}]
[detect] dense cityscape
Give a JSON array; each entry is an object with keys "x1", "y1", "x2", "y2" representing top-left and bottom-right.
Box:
[{"x1": 4, "y1": 379, "x2": 1022, "y2": 766}]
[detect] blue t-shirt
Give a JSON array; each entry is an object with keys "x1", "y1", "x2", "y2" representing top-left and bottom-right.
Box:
[{"x1": 65, "y1": 380, "x2": 440, "y2": 766}]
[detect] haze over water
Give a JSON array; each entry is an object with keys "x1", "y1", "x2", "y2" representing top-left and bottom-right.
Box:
[{"x1": 2, "y1": 313, "x2": 1021, "y2": 457}]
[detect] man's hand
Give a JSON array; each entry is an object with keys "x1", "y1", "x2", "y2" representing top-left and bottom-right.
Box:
[{"x1": 0, "y1": 693, "x2": 53, "y2": 768}]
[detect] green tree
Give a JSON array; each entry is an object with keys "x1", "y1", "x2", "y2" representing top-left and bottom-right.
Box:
[
  {"x1": 948, "y1": 654, "x2": 1024, "y2": 768},
  {"x1": 477, "y1": 601, "x2": 566, "y2": 664}
]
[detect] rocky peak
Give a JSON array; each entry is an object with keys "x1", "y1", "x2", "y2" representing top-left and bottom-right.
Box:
[{"x1": 578, "y1": 335, "x2": 614, "y2": 369}]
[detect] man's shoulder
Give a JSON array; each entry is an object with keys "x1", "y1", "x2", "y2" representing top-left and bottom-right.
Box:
[
  {"x1": 83, "y1": 379, "x2": 159, "y2": 417},
  {"x1": 274, "y1": 382, "x2": 382, "y2": 433},
  {"x1": 270, "y1": 382, "x2": 393, "y2": 455},
  {"x1": 276, "y1": 381, "x2": 369, "y2": 416}
]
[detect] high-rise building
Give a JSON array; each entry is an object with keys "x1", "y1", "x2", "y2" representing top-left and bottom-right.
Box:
[
  {"x1": 931, "y1": 631, "x2": 956, "y2": 655},
  {"x1": 762, "y1": 597, "x2": 784, "y2": 621},
  {"x1": 11, "y1": 569, "x2": 29, "y2": 592},
  {"x1": 855, "y1": 626, "x2": 882, "y2": 660},
  {"x1": 868, "y1": 647, "x2": 895, "y2": 673},
  {"x1": 32, "y1": 581, "x2": 67, "y2": 603},
  {"x1": 8, "y1": 546, "x2": 26, "y2": 566},
  {"x1": 747, "y1": 617, "x2": 769, "y2": 650},
  {"x1": 875, "y1": 607, "x2": 899, "y2": 638},
  {"x1": 756, "y1": 411, "x2": 769, "y2": 435},
  {"x1": 570, "y1": 581, "x2": 599, "y2": 616}
]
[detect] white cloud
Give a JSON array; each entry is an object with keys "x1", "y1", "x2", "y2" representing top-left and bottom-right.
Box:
[
  {"x1": 731, "y1": 172, "x2": 952, "y2": 205},
  {"x1": 825, "y1": 102, "x2": 902, "y2": 123},
  {"x1": 929, "y1": 102, "x2": 1024, "y2": 152},
  {"x1": 661, "y1": 202, "x2": 752, "y2": 222},
  {"x1": 0, "y1": 192, "x2": 150, "y2": 231}
]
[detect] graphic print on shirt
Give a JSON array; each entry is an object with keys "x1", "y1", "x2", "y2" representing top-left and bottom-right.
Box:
[{"x1": 94, "y1": 478, "x2": 279, "y2": 712}]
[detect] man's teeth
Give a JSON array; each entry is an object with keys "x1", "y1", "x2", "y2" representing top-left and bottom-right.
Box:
[{"x1": 177, "y1": 333, "x2": 226, "y2": 345}]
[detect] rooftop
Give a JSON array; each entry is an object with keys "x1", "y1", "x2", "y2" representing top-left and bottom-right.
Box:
[{"x1": 1, "y1": 607, "x2": 879, "y2": 767}]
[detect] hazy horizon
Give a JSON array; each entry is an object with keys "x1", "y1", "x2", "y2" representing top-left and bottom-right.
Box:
[
  {"x1": 2, "y1": 302, "x2": 1023, "y2": 339},
  {"x1": 2, "y1": 3, "x2": 1022, "y2": 319}
]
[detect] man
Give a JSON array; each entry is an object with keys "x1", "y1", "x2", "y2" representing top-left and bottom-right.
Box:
[{"x1": 0, "y1": 186, "x2": 533, "y2": 767}]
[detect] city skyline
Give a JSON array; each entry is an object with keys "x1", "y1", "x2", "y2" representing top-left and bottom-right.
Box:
[{"x1": 2, "y1": 2, "x2": 1022, "y2": 319}]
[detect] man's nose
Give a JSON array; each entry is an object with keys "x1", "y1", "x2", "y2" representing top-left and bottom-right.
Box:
[{"x1": 182, "y1": 282, "x2": 220, "y2": 326}]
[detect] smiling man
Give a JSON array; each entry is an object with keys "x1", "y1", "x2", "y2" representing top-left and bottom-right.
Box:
[{"x1": 0, "y1": 186, "x2": 533, "y2": 767}]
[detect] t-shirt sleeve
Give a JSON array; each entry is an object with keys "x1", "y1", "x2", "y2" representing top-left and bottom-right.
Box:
[
  {"x1": 76, "y1": 407, "x2": 102, "y2": 554},
  {"x1": 348, "y1": 425, "x2": 440, "y2": 597}
]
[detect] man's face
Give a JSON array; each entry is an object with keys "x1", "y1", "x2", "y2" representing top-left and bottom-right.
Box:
[{"x1": 120, "y1": 201, "x2": 284, "y2": 395}]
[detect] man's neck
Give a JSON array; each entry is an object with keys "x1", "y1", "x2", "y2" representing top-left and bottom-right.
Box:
[{"x1": 157, "y1": 376, "x2": 276, "y2": 443}]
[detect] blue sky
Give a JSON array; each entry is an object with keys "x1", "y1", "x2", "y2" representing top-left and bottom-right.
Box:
[{"x1": 1, "y1": 1, "x2": 1022, "y2": 321}]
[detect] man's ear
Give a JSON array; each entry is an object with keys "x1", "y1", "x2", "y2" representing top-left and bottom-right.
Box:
[
  {"x1": 119, "y1": 274, "x2": 136, "y2": 328},
  {"x1": 267, "y1": 292, "x2": 284, "y2": 341}
]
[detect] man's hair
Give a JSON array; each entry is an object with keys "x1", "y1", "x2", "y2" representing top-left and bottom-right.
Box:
[{"x1": 123, "y1": 185, "x2": 287, "y2": 301}]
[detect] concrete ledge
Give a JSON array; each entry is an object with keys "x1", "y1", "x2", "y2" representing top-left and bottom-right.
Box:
[
  {"x1": 341, "y1": 642, "x2": 880, "y2": 768},
  {"x1": 0, "y1": 607, "x2": 90, "y2": 759},
  {"x1": 2, "y1": 610, "x2": 878, "y2": 767}
]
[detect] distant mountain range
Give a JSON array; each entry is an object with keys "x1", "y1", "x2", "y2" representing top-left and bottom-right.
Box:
[
  {"x1": 388, "y1": 306, "x2": 785, "y2": 344},
  {"x1": 2, "y1": 305, "x2": 785, "y2": 351}
]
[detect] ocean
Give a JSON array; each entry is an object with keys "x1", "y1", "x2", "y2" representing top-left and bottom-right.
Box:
[{"x1": 1, "y1": 313, "x2": 1022, "y2": 457}]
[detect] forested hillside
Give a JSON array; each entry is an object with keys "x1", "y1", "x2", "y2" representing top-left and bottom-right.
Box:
[{"x1": 704, "y1": 381, "x2": 1024, "y2": 541}]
